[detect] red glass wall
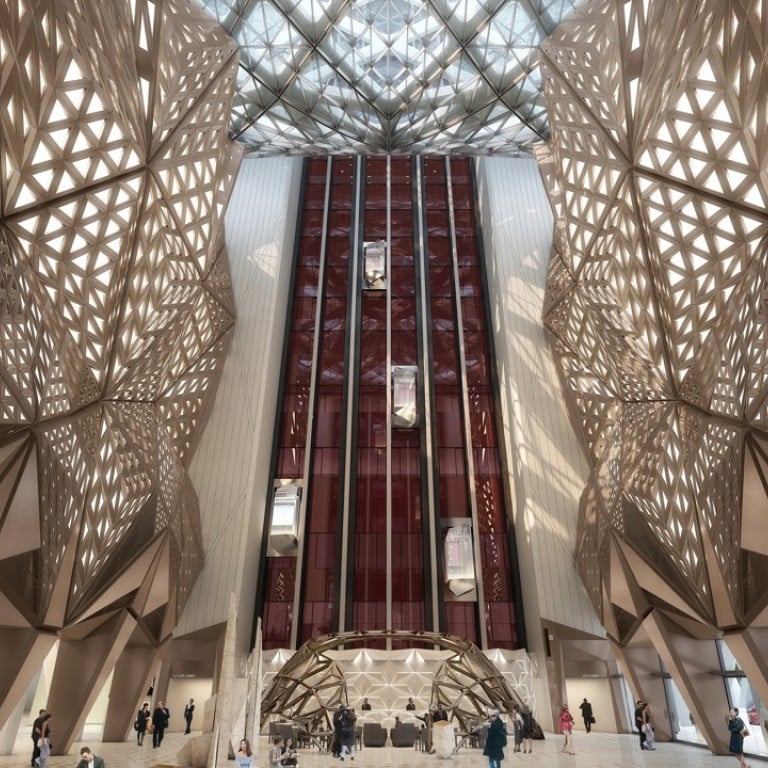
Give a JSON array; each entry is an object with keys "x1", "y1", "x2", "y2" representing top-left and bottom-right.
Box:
[
  {"x1": 423, "y1": 157, "x2": 477, "y2": 642},
  {"x1": 387, "y1": 158, "x2": 424, "y2": 635},
  {"x1": 453, "y1": 158, "x2": 517, "y2": 649},
  {"x1": 299, "y1": 157, "x2": 355, "y2": 643},
  {"x1": 353, "y1": 157, "x2": 388, "y2": 633},
  {"x1": 262, "y1": 156, "x2": 518, "y2": 650}
]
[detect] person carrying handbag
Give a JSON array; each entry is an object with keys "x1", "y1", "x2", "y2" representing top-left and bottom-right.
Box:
[{"x1": 728, "y1": 707, "x2": 750, "y2": 768}]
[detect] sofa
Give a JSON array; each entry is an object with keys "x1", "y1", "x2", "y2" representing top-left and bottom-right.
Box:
[
  {"x1": 362, "y1": 722, "x2": 388, "y2": 747},
  {"x1": 390, "y1": 722, "x2": 419, "y2": 747}
]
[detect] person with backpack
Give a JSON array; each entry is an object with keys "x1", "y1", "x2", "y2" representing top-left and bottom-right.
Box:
[{"x1": 483, "y1": 710, "x2": 507, "y2": 768}]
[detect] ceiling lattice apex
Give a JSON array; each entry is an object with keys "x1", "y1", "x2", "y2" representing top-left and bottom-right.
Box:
[
  {"x1": 538, "y1": 0, "x2": 768, "y2": 646},
  {"x1": 200, "y1": 0, "x2": 580, "y2": 156},
  {"x1": 0, "y1": 0, "x2": 242, "y2": 642}
]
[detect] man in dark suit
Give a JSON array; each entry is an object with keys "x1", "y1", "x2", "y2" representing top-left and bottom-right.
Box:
[
  {"x1": 579, "y1": 698, "x2": 593, "y2": 733},
  {"x1": 152, "y1": 701, "x2": 170, "y2": 748}
]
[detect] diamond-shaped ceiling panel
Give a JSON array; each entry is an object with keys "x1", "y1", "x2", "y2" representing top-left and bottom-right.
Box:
[{"x1": 201, "y1": 0, "x2": 578, "y2": 155}]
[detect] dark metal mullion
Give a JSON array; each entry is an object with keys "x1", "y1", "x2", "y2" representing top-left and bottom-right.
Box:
[
  {"x1": 413, "y1": 156, "x2": 443, "y2": 633},
  {"x1": 292, "y1": 158, "x2": 334, "y2": 647},
  {"x1": 333, "y1": 156, "x2": 366, "y2": 634}
]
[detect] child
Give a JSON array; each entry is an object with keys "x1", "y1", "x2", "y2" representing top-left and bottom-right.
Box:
[
  {"x1": 559, "y1": 704, "x2": 575, "y2": 755},
  {"x1": 36, "y1": 737, "x2": 51, "y2": 768}
]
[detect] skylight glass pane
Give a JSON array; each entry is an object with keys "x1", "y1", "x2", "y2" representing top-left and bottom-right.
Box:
[{"x1": 201, "y1": 0, "x2": 578, "y2": 154}]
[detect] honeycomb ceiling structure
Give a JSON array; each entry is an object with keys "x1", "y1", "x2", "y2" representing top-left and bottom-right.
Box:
[
  {"x1": 200, "y1": 0, "x2": 578, "y2": 155},
  {"x1": 538, "y1": 0, "x2": 768, "y2": 646},
  {"x1": 0, "y1": 0, "x2": 242, "y2": 748}
]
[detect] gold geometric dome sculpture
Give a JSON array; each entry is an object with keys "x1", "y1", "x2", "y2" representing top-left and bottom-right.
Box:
[
  {"x1": 0, "y1": 0, "x2": 242, "y2": 746},
  {"x1": 537, "y1": 0, "x2": 768, "y2": 643}
]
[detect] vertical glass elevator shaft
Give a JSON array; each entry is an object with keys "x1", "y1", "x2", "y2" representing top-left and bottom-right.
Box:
[{"x1": 258, "y1": 156, "x2": 520, "y2": 652}]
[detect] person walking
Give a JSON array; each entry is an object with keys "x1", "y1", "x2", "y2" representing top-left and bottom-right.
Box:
[
  {"x1": 184, "y1": 699, "x2": 195, "y2": 734},
  {"x1": 483, "y1": 710, "x2": 507, "y2": 768},
  {"x1": 579, "y1": 698, "x2": 593, "y2": 733},
  {"x1": 728, "y1": 708, "x2": 750, "y2": 768},
  {"x1": 559, "y1": 704, "x2": 575, "y2": 754},
  {"x1": 136, "y1": 702, "x2": 150, "y2": 746},
  {"x1": 152, "y1": 701, "x2": 170, "y2": 748},
  {"x1": 634, "y1": 700, "x2": 646, "y2": 750}
]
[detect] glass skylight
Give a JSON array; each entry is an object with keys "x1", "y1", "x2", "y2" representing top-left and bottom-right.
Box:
[{"x1": 200, "y1": 0, "x2": 578, "y2": 154}]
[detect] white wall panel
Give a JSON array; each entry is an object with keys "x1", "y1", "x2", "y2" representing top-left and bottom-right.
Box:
[
  {"x1": 475, "y1": 156, "x2": 603, "y2": 645},
  {"x1": 177, "y1": 156, "x2": 303, "y2": 658}
]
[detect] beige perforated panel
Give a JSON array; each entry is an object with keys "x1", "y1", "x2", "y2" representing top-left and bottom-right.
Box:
[{"x1": 537, "y1": 0, "x2": 768, "y2": 643}]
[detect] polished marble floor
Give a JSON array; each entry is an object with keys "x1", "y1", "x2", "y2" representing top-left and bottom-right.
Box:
[{"x1": 0, "y1": 730, "x2": 746, "y2": 768}]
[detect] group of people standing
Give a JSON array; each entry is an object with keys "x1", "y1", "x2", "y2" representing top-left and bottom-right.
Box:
[
  {"x1": 634, "y1": 699, "x2": 656, "y2": 751},
  {"x1": 134, "y1": 700, "x2": 169, "y2": 747},
  {"x1": 30, "y1": 709, "x2": 52, "y2": 768},
  {"x1": 509, "y1": 704, "x2": 535, "y2": 753},
  {"x1": 134, "y1": 698, "x2": 195, "y2": 747},
  {"x1": 331, "y1": 703, "x2": 358, "y2": 760}
]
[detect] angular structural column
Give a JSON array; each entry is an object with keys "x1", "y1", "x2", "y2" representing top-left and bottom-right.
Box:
[
  {"x1": 723, "y1": 629, "x2": 768, "y2": 725},
  {"x1": 0, "y1": 630, "x2": 57, "y2": 733},
  {"x1": 643, "y1": 612, "x2": 727, "y2": 753},
  {"x1": 47, "y1": 611, "x2": 137, "y2": 753},
  {"x1": 609, "y1": 640, "x2": 670, "y2": 741},
  {"x1": 102, "y1": 640, "x2": 160, "y2": 742}
]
